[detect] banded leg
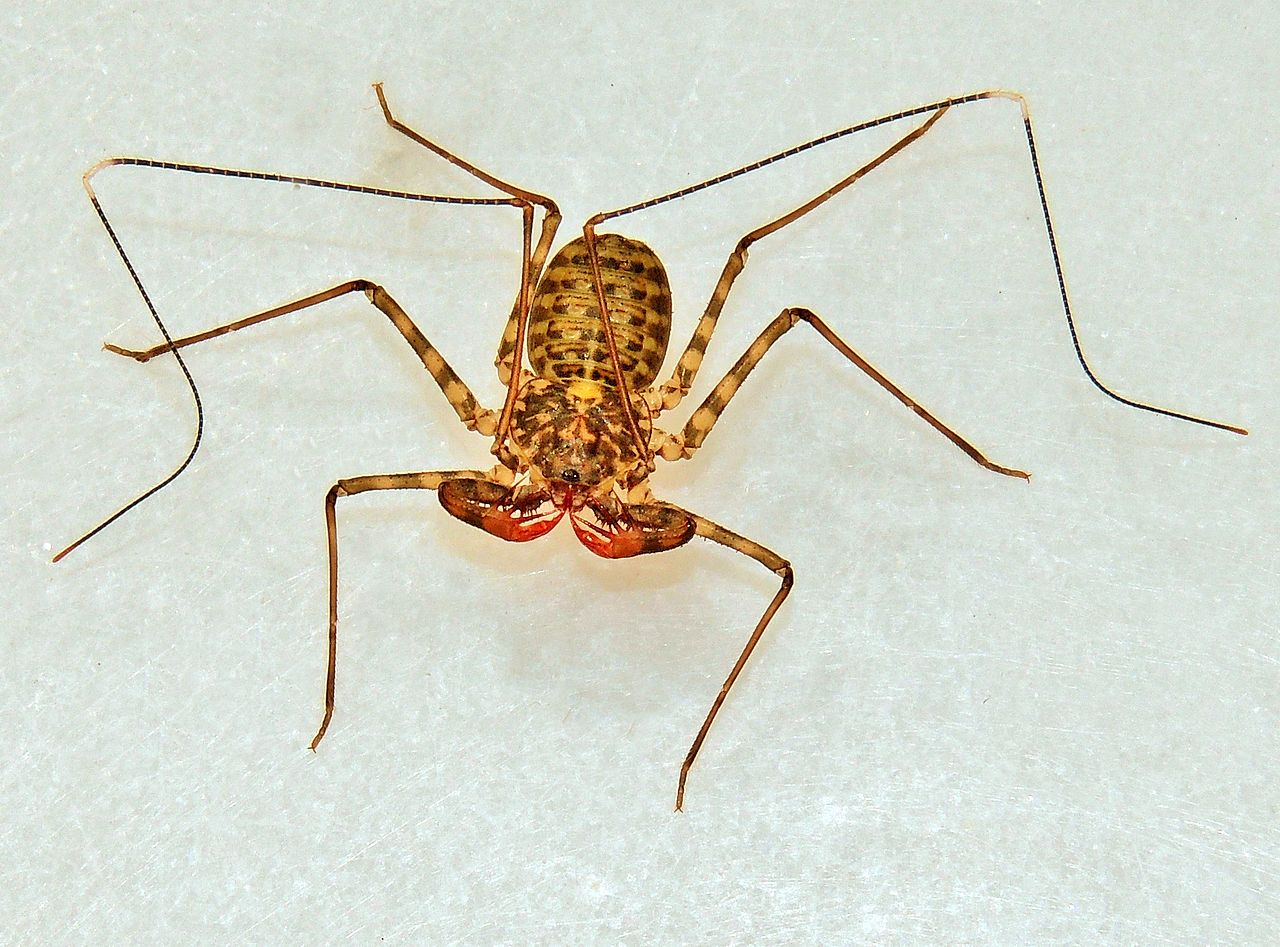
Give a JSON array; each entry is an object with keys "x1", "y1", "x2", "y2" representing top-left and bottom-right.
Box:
[
  {"x1": 105, "y1": 279, "x2": 499, "y2": 436},
  {"x1": 372, "y1": 83, "x2": 563, "y2": 386},
  {"x1": 579, "y1": 105, "x2": 952, "y2": 472},
  {"x1": 660, "y1": 307, "x2": 1030, "y2": 480},
  {"x1": 312, "y1": 469, "x2": 490, "y2": 749},
  {"x1": 674, "y1": 507, "x2": 793, "y2": 811}
]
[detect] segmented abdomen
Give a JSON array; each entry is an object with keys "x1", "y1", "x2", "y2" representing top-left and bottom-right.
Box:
[{"x1": 527, "y1": 233, "x2": 672, "y2": 389}]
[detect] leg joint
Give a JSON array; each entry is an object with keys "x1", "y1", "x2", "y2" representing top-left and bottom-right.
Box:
[{"x1": 783, "y1": 306, "x2": 816, "y2": 328}]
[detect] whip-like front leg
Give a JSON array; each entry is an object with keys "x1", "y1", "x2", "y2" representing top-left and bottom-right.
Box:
[
  {"x1": 583, "y1": 90, "x2": 1242, "y2": 435},
  {"x1": 649, "y1": 106, "x2": 949, "y2": 411},
  {"x1": 54, "y1": 153, "x2": 522, "y2": 563}
]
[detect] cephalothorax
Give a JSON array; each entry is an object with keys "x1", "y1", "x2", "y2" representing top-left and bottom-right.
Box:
[
  {"x1": 441, "y1": 232, "x2": 693, "y2": 559},
  {"x1": 57, "y1": 85, "x2": 1245, "y2": 810}
]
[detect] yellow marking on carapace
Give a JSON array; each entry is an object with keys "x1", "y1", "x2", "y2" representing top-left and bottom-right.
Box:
[{"x1": 566, "y1": 379, "x2": 606, "y2": 404}]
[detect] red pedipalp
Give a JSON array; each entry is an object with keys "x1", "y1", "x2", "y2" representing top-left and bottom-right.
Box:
[
  {"x1": 438, "y1": 479, "x2": 563, "y2": 543},
  {"x1": 571, "y1": 502, "x2": 696, "y2": 560}
]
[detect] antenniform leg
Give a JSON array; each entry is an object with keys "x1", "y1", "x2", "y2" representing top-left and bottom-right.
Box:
[
  {"x1": 658, "y1": 307, "x2": 1030, "y2": 479},
  {"x1": 105, "y1": 280, "x2": 499, "y2": 435},
  {"x1": 672, "y1": 507, "x2": 793, "y2": 811},
  {"x1": 650, "y1": 107, "x2": 950, "y2": 411},
  {"x1": 584, "y1": 90, "x2": 1241, "y2": 434},
  {"x1": 311, "y1": 470, "x2": 490, "y2": 749},
  {"x1": 54, "y1": 155, "x2": 524, "y2": 563}
]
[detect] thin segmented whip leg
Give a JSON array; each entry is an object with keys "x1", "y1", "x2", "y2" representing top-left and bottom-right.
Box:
[
  {"x1": 662, "y1": 306, "x2": 1030, "y2": 480},
  {"x1": 652, "y1": 106, "x2": 949, "y2": 411},
  {"x1": 578, "y1": 107, "x2": 952, "y2": 478},
  {"x1": 594, "y1": 90, "x2": 1243, "y2": 436},
  {"x1": 53, "y1": 156, "x2": 522, "y2": 564},
  {"x1": 673, "y1": 508, "x2": 793, "y2": 811},
  {"x1": 312, "y1": 470, "x2": 490, "y2": 750}
]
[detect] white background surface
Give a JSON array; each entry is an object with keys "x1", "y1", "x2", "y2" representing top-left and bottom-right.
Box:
[{"x1": 4, "y1": 2, "x2": 1277, "y2": 943}]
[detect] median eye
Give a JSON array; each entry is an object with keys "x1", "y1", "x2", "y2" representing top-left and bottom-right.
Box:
[{"x1": 560, "y1": 468, "x2": 581, "y2": 484}]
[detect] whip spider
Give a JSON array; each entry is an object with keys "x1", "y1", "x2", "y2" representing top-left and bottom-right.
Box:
[{"x1": 56, "y1": 85, "x2": 1245, "y2": 810}]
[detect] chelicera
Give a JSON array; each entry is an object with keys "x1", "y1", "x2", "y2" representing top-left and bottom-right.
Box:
[{"x1": 56, "y1": 85, "x2": 1245, "y2": 809}]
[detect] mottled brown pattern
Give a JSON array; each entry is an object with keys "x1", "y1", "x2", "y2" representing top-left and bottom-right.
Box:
[
  {"x1": 509, "y1": 378, "x2": 651, "y2": 488},
  {"x1": 68, "y1": 87, "x2": 1241, "y2": 815},
  {"x1": 528, "y1": 233, "x2": 672, "y2": 389}
]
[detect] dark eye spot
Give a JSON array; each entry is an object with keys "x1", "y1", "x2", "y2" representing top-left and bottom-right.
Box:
[{"x1": 560, "y1": 468, "x2": 581, "y2": 484}]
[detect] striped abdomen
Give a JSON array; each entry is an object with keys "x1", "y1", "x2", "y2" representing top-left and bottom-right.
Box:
[{"x1": 527, "y1": 233, "x2": 672, "y2": 389}]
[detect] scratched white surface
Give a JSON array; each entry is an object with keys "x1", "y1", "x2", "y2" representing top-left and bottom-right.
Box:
[{"x1": 3, "y1": 2, "x2": 1277, "y2": 944}]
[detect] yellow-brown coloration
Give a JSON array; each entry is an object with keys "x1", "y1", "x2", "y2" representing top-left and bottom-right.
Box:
[
  {"x1": 58, "y1": 84, "x2": 1246, "y2": 812},
  {"x1": 509, "y1": 378, "x2": 652, "y2": 489},
  {"x1": 527, "y1": 233, "x2": 672, "y2": 389}
]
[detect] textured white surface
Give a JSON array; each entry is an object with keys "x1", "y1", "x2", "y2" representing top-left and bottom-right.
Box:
[{"x1": 5, "y1": 2, "x2": 1277, "y2": 943}]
